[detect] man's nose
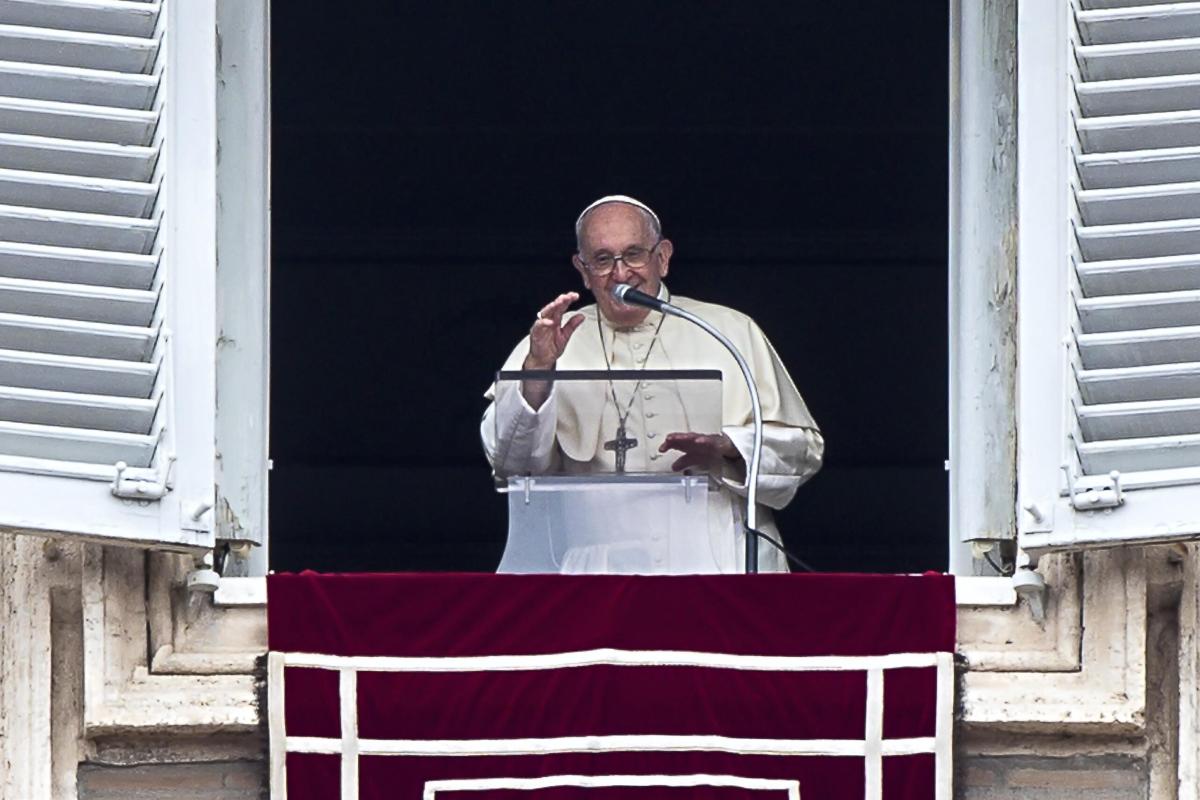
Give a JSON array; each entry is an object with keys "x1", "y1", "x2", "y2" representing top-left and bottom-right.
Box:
[{"x1": 611, "y1": 259, "x2": 634, "y2": 282}]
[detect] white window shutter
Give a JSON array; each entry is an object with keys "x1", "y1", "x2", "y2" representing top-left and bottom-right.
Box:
[
  {"x1": 1018, "y1": 0, "x2": 1200, "y2": 555},
  {"x1": 0, "y1": 0, "x2": 217, "y2": 551}
]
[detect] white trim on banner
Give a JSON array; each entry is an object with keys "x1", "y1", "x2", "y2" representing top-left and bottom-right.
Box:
[
  {"x1": 269, "y1": 647, "x2": 955, "y2": 800},
  {"x1": 422, "y1": 773, "x2": 802, "y2": 799},
  {"x1": 280, "y1": 648, "x2": 942, "y2": 673},
  {"x1": 339, "y1": 669, "x2": 358, "y2": 800},
  {"x1": 864, "y1": 668, "x2": 884, "y2": 800},
  {"x1": 287, "y1": 733, "x2": 938, "y2": 757}
]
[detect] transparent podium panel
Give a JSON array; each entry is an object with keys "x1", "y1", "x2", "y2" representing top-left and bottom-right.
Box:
[
  {"x1": 497, "y1": 474, "x2": 718, "y2": 574},
  {"x1": 492, "y1": 369, "x2": 723, "y2": 477}
]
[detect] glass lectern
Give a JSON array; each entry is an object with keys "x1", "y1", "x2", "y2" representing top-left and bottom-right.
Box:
[{"x1": 491, "y1": 369, "x2": 725, "y2": 574}]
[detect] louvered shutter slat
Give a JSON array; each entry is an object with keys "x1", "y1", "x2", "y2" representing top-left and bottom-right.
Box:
[
  {"x1": 1078, "y1": 362, "x2": 1200, "y2": 403},
  {"x1": 0, "y1": 312, "x2": 154, "y2": 360},
  {"x1": 1078, "y1": 4, "x2": 1200, "y2": 45},
  {"x1": 1077, "y1": 326, "x2": 1200, "y2": 369},
  {"x1": 1078, "y1": 181, "x2": 1200, "y2": 224},
  {"x1": 1076, "y1": 219, "x2": 1200, "y2": 260},
  {"x1": 0, "y1": 97, "x2": 156, "y2": 144},
  {"x1": 1077, "y1": 289, "x2": 1200, "y2": 330},
  {"x1": 1078, "y1": 433, "x2": 1200, "y2": 473},
  {"x1": 0, "y1": 205, "x2": 156, "y2": 251},
  {"x1": 1078, "y1": 110, "x2": 1200, "y2": 151},
  {"x1": 1078, "y1": 254, "x2": 1200, "y2": 294},
  {"x1": 0, "y1": 347, "x2": 154, "y2": 397},
  {"x1": 0, "y1": 133, "x2": 156, "y2": 181},
  {"x1": 1087, "y1": 0, "x2": 1195, "y2": 9},
  {"x1": 0, "y1": 60, "x2": 157, "y2": 108},
  {"x1": 1079, "y1": 39, "x2": 1200, "y2": 80},
  {"x1": 0, "y1": 0, "x2": 161, "y2": 38},
  {"x1": 1079, "y1": 397, "x2": 1200, "y2": 439},
  {"x1": 0, "y1": 277, "x2": 155, "y2": 325},
  {"x1": 0, "y1": 385, "x2": 153, "y2": 432},
  {"x1": 0, "y1": 24, "x2": 156, "y2": 72},
  {"x1": 0, "y1": 168, "x2": 155, "y2": 216},
  {"x1": 1078, "y1": 147, "x2": 1200, "y2": 189},
  {"x1": 1070, "y1": 0, "x2": 1200, "y2": 481},
  {"x1": 0, "y1": 241, "x2": 154, "y2": 288},
  {"x1": 1078, "y1": 74, "x2": 1200, "y2": 117},
  {"x1": 0, "y1": 419, "x2": 154, "y2": 465}
]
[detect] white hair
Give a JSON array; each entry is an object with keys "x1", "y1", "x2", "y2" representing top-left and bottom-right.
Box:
[{"x1": 574, "y1": 194, "x2": 662, "y2": 251}]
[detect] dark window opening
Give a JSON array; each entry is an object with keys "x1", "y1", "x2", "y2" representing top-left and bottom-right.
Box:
[{"x1": 270, "y1": 3, "x2": 949, "y2": 573}]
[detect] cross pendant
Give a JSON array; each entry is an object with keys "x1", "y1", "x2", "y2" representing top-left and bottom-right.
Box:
[{"x1": 603, "y1": 420, "x2": 638, "y2": 473}]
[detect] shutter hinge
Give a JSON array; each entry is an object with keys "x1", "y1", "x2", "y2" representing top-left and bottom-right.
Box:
[
  {"x1": 1061, "y1": 464, "x2": 1124, "y2": 511},
  {"x1": 111, "y1": 457, "x2": 175, "y2": 501}
]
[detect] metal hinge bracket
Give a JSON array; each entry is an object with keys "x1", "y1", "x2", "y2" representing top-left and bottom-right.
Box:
[
  {"x1": 111, "y1": 457, "x2": 175, "y2": 501},
  {"x1": 1061, "y1": 464, "x2": 1124, "y2": 511}
]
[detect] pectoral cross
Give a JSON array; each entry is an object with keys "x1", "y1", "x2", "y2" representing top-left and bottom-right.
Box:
[{"x1": 603, "y1": 420, "x2": 638, "y2": 474}]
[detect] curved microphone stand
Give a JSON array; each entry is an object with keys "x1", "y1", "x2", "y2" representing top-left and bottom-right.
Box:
[{"x1": 612, "y1": 284, "x2": 763, "y2": 573}]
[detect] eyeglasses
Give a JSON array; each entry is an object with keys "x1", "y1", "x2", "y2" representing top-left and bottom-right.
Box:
[{"x1": 579, "y1": 240, "x2": 662, "y2": 277}]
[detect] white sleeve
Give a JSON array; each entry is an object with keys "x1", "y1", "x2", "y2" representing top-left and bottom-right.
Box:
[
  {"x1": 718, "y1": 423, "x2": 825, "y2": 510},
  {"x1": 480, "y1": 380, "x2": 559, "y2": 476}
]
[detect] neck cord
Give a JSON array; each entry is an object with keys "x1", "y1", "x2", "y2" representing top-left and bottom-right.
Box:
[{"x1": 597, "y1": 311, "x2": 666, "y2": 425}]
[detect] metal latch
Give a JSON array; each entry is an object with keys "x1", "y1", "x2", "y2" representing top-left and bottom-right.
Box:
[
  {"x1": 111, "y1": 458, "x2": 174, "y2": 501},
  {"x1": 1061, "y1": 465, "x2": 1123, "y2": 511}
]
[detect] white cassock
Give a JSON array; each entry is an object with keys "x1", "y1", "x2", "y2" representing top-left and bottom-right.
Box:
[{"x1": 481, "y1": 287, "x2": 824, "y2": 574}]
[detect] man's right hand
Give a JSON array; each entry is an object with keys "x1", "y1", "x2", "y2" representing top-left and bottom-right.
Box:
[
  {"x1": 524, "y1": 292, "x2": 584, "y2": 371},
  {"x1": 520, "y1": 292, "x2": 583, "y2": 410}
]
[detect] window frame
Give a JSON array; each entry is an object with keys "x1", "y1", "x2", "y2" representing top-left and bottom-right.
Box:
[
  {"x1": 214, "y1": 0, "x2": 271, "y2": 572},
  {"x1": 947, "y1": 0, "x2": 1020, "y2": 572}
]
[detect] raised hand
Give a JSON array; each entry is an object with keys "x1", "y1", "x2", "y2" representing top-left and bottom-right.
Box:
[
  {"x1": 659, "y1": 432, "x2": 742, "y2": 474},
  {"x1": 524, "y1": 292, "x2": 585, "y2": 370}
]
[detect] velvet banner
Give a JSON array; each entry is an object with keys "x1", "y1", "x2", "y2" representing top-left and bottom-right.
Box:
[{"x1": 268, "y1": 573, "x2": 955, "y2": 799}]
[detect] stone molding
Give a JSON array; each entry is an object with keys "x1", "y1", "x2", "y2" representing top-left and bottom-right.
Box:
[
  {"x1": 82, "y1": 546, "x2": 261, "y2": 737},
  {"x1": 960, "y1": 550, "x2": 1146, "y2": 732}
]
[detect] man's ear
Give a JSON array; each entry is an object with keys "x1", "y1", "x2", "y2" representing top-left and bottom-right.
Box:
[
  {"x1": 656, "y1": 239, "x2": 674, "y2": 278},
  {"x1": 572, "y1": 254, "x2": 592, "y2": 290}
]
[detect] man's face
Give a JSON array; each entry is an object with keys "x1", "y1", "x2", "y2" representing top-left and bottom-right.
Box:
[{"x1": 572, "y1": 203, "x2": 674, "y2": 328}]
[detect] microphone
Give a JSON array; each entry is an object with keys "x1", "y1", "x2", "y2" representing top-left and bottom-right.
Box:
[
  {"x1": 610, "y1": 282, "x2": 767, "y2": 573},
  {"x1": 612, "y1": 283, "x2": 669, "y2": 313}
]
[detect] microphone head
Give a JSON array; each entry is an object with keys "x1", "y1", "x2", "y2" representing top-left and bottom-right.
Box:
[{"x1": 612, "y1": 283, "x2": 633, "y2": 302}]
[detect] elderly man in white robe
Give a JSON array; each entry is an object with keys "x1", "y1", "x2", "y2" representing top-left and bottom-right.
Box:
[{"x1": 481, "y1": 195, "x2": 823, "y2": 573}]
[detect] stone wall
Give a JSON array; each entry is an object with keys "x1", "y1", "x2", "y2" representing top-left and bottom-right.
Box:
[
  {"x1": 77, "y1": 761, "x2": 265, "y2": 800},
  {"x1": 958, "y1": 755, "x2": 1148, "y2": 799}
]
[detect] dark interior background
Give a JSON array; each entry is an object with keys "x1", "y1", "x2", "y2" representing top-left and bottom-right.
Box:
[{"x1": 269, "y1": 3, "x2": 948, "y2": 573}]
